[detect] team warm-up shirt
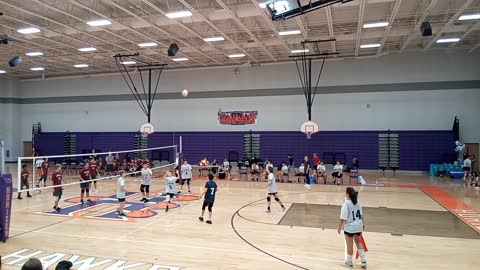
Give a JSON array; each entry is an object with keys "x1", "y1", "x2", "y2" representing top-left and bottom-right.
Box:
[
  {"x1": 21, "y1": 169, "x2": 29, "y2": 182},
  {"x1": 89, "y1": 162, "x2": 98, "y2": 176},
  {"x1": 52, "y1": 172, "x2": 63, "y2": 191},
  {"x1": 166, "y1": 176, "x2": 177, "y2": 194},
  {"x1": 117, "y1": 177, "x2": 126, "y2": 198},
  {"x1": 79, "y1": 168, "x2": 91, "y2": 181},
  {"x1": 181, "y1": 164, "x2": 192, "y2": 179},
  {"x1": 340, "y1": 199, "x2": 364, "y2": 233},
  {"x1": 42, "y1": 161, "x2": 49, "y2": 174},
  {"x1": 317, "y1": 164, "x2": 326, "y2": 172},
  {"x1": 141, "y1": 168, "x2": 152, "y2": 185},
  {"x1": 204, "y1": 180, "x2": 218, "y2": 203},
  {"x1": 334, "y1": 164, "x2": 343, "y2": 172},
  {"x1": 267, "y1": 173, "x2": 278, "y2": 193},
  {"x1": 35, "y1": 159, "x2": 44, "y2": 168}
]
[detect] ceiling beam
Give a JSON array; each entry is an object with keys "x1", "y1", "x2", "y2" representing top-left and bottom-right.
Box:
[
  {"x1": 177, "y1": 0, "x2": 258, "y2": 63},
  {"x1": 378, "y1": 0, "x2": 402, "y2": 54},
  {"x1": 469, "y1": 40, "x2": 480, "y2": 53},
  {"x1": 325, "y1": 6, "x2": 336, "y2": 52},
  {"x1": 296, "y1": 17, "x2": 308, "y2": 40},
  {"x1": 69, "y1": 0, "x2": 202, "y2": 67},
  {"x1": 102, "y1": 0, "x2": 222, "y2": 66},
  {"x1": 214, "y1": 0, "x2": 276, "y2": 61},
  {"x1": 450, "y1": 21, "x2": 480, "y2": 48},
  {"x1": 354, "y1": 0, "x2": 366, "y2": 56},
  {"x1": 400, "y1": 0, "x2": 438, "y2": 51},
  {"x1": 424, "y1": 0, "x2": 474, "y2": 50}
]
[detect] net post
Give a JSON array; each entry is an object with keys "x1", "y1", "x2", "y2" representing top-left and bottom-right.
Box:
[{"x1": 179, "y1": 136, "x2": 183, "y2": 154}]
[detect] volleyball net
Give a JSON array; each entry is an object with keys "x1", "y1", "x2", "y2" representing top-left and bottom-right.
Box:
[{"x1": 16, "y1": 144, "x2": 179, "y2": 193}]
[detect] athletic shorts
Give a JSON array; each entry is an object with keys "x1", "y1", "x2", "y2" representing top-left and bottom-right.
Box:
[
  {"x1": 118, "y1": 198, "x2": 125, "y2": 202},
  {"x1": 106, "y1": 164, "x2": 114, "y2": 172},
  {"x1": 53, "y1": 189, "x2": 63, "y2": 198},
  {"x1": 166, "y1": 193, "x2": 175, "y2": 198},
  {"x1": 181, "y1": 178, "x2": 191, "y2": 185},
  {"x1": 344, "y1": 231, "x2": 362, "y2": 237},
  {"x1": 91, "y1": 175, "x2": 97, "y2": 182},
  {"x1": 464, "y1": 167, "x2": 471, "y2": 172},
  {"x1": 80, "y1": 181, "x2": 89, "y2": 189},
  {"x1": 267, "y1": 192, "x2": 278, "y2": 196},
  {"x1": 202, "y1": 200, "x2": 214, "y2": 210}
]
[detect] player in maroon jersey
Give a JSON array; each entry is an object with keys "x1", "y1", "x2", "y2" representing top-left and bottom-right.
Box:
[
  {"x1": 89, "y1": 158, "x2": 99, "y2": 190},
  {"x1": 79, "y1": 163, "x2": 93, "y2": 204},
  {"x1": 41, "y1": 158, "x2": 49, "y2": 187},
  {"x1": 17, "y1": 164, "x2": 32, "y2": 199},
  {"x1": 52, "y1": 164, "x2": 63, "y2": 211}
]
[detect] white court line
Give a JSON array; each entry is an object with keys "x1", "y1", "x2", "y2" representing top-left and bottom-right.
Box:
[
  {"x1": 8, "y1": 228, "x2": 343, "y2": 263},
  {"x1": 117, "y1": 198, "x2": 203, "y2": 240}
]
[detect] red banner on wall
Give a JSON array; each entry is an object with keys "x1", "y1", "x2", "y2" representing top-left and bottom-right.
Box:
[{"x1": 218, "y1": 110, "x2": 258, "y2": 125}]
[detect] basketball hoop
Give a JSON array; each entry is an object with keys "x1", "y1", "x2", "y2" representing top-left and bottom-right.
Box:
[
  {"x1": 301, "y1": 121, "x2": 319, "y2": 139},
  {"x1": 140, "y1": 123, "x2": 154, "y2": 135}
]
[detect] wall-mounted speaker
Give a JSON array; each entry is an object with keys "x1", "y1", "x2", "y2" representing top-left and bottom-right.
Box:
[
  {"x1": 420, "y1": 22, "x2": 432, "y2": 36},
  {"x1": 8, "y1": 56, "x2": 22, "y2": 67},
  {"x1": 167, "y1": 43, "x2": 179, "y2": 57}
]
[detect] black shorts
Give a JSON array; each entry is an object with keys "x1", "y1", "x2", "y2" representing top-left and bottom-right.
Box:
[
  {"x1": 106, "y1": 164, "x2": 114, "y2": 172},
  {"x1": 166, "y1": 193, "x2": 175, "y2": 198},
  {"x1": 118, "y1": 198, "x2": 125, "y2": 202},
  {"x1": 181, "y1": 178, "x2": 191, "y2": 185},
  {"x1": 267, "y1": 192, "x2": 277, "y2": 196},
  {"x1": 344, "y1": 231, "x2": 362, "y2": 237},
  {"x1": 91, "y1": 175, "x2": 97, "y2": 183},
  {"x1": 332, "y1": 172, "x2": 343, "y2": 177},
  {"x1": 202, "y1": 200, "x2": 214, "y2": 210},
  {"x1": 80, "y1": 181, "x2": 89, "y2": 189},
  {"x1": 464, "y1": 167, "x2": 471, "y2": 172},
  {"x1": 53, "y1": 189, "x2": 62, "y2": 198}
]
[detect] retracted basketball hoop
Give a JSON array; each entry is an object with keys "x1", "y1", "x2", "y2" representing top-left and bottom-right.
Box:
[
  {"x1": 301, "y1": 121, "x2": 319, "y2": 139},
  {"x1": 140, "y1": 123, "x2": 154, "y2": 135}
]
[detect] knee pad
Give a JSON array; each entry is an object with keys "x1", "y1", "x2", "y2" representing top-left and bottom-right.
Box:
[
  {"x1": 267, "y1": 196, "x2": 271, "y2": 202},
  {"x1": 275, "y1": 197, "x2": 280, "y2": 202},
  {"x1": 140, "y1": 187, "x2": 145, "y2": 192}
]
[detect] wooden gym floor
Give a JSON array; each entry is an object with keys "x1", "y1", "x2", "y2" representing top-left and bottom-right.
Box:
[{"x1": 1, "y1": 165, "x2": 479, "y2": 270}]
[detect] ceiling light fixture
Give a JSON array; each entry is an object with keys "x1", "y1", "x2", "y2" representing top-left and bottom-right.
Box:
[
  {"x1": 86, "y1": 19, "x2": 112, "y2": 26},
  {"x1": 291, "y1": 49, "x2": 310, "y2": 53},
  {"x1": 458, "y1": 13, "x2": 480, "y2": 21},
  {"x1": 78, "y1": 47, "x2": 97, "y2": 52},
  {"x1": 172, "y1": 57, "x2": 189, "y2": 62},
  {"x1": 25, "y1": 51, "x2": 43, "y2": 56},
  {"x1": 228, "y1": 53, "x2": 246, "y2": 58},
  {"x1": 0, "y1": 70, "x2": 6, "y2": 74},
  {"x1": 138, "y1": 42, "x2": 158, "y2": 47},
  {"x1": 203, "y1": 36, "x2": 225, "y2": 42},
  {"x1": 360, "y1": 43, "x2": 381, "y2": 48},
  {"x1": 73, "y1": 64, "x2": 89, "y2": 68},
  {"x1": 17, "y1": 27, "x2": 40, "y2": 34},
  {"x1": 363, "y1": 22, "x2": 389, "y2": 28},
  {"x1": 436, "y1": 38, "x2": 460, "y2": 43},
  {"x1": 165, "y1": 10, "x2": 192, "y2": 19},
  {"x1": 278, "y1": 30, "x2": 301, "y2": 36},
  {"x1": 30, "y1": 67, "x2": 45, "y2": 71},
  {"x1": 120, "y1": 61, "x2": 136, "y2": 65}
]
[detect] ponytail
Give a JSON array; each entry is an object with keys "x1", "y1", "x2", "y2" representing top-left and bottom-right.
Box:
[{"x1": 346, "y1": 187, "x2": 359, "y2": 205}]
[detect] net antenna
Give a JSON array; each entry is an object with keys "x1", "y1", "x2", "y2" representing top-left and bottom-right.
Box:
[
  {"x1": 114, "y1": 53, "x2": 166, "y2": 124},
  {"x1": 291, "y1": 39, "x2": 338, "y2": 139}
]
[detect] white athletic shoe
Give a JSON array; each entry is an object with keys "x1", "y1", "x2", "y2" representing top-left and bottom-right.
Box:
[
  {"x1": 304, "y1": 184, "x2": 311, "y2": 189},
  {"x1": 361, "y1": 261, "x2": 367, "y2": 269},
  {"x1": 344, "y1": 261, "x2": 353, "y2": 268}
]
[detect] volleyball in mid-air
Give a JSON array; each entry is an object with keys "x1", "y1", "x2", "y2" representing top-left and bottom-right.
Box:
[{"x1": 181, "y1": 89, "x2": 189, "y2": 97}]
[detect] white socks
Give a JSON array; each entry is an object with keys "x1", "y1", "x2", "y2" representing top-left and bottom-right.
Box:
[{"x1": 359, "y1": 249, "x2": 367, "y2": 262}]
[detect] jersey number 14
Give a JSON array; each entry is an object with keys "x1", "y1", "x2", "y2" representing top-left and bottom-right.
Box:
[{"x1": 351, "y1": 210, "x2": 362, "y2": 221}]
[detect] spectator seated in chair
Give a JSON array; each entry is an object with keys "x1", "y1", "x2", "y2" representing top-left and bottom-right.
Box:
[
  {"x1": 295, "y1": 163, "x2": 306, "y2": 183},
  {"x1": 276, "y1": 162, "x2": 289, "y2": 183},
  {"x1": 199, "y1": 157, "x2": 210, "y2": 176},
  {"x1": 332, "y1": 161, "x2": 344, "y2": 185},
  {"x1": 251, "y1": 162, "x2": 260, "y2": 181},
  {"x1": 218, "y1": 164, "x2": 227, "y2": 179},
  {"x1": 210, "y1": 159, "x2": 218, "y2": 174},
  {"x1": 316, "y1": 161, "x2": 327, "y2": 184}
]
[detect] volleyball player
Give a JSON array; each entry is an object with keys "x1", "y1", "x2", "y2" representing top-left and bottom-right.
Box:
[
  {"x1": 79, "y1": 163, "x2": 92, "y2": 204},
  {"x1": 35, "y1": 155, "x2": 44, "y2": 188},
  {"x1": 140, "y1": 162, "x2": 152, "y2": 203},
  {"x1": 265, "y1": 167, "x2": 285, "y2": 212},
  {"x1": 89, "y1": 158, "x2": 99, "y2": 190},
  {"x1": 337, "y1": 187, "x2": 367, "y2": 268},
  {"x1": 164, "y1": 171, "x2": 177, "y2": 212},
  {"x1": 199, "y1": 173, "x2": 217, "y2": 224},
  {"x1": 40, "y1": 158, "x2": 49, "y2": 187},
  {"x1": 180, "y1": 160, "x2": 192, "y2": 193},
  {"x1": 17, "y1": 164, "x2": 32, "y2": 199},
  {"x1": 52, "y1": 164, "x2": 63, "y2": 212},
  {"x1": 116, "y1": 170, "x2": 127, "y2": 216}
]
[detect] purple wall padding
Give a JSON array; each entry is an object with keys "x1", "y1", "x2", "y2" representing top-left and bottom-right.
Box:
[{"x1": 35, "y1": 130, "x2": 455, "y2": 171}]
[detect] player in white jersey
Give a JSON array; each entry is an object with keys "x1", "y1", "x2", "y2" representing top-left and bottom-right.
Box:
[
  {"x1": 164, "y1": 171, "x2": 177, "y2": 212},
  {"x1": 180, "y1": 160, "x2": 192, "y2": 193},
  {"x1": 116, "y1": 170, "x2": 127, "y2": 217},
  {"x1": 35, "y1": 157, "x2": 44, "y2": 188},
  {"x1": 265, "y1": 167, "x2": 285, "y2": 213},
  {"x1": 140, "y1": 162, "x2": 152, "y2": 203},
  {"x1": 338, "y1": 187, "x2": 367, "y2": 268}
]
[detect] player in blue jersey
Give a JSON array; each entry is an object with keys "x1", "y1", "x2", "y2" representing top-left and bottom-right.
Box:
[{"x1": 199, "y1": 173, "x2": 218, "y2": 224}]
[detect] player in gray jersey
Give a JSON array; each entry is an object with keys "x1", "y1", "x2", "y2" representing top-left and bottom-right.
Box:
[
  {"x1": 140, "y1": 162, "x2": 153, "y2": 203},
  {"x1": 164, "y1": 171, "x2": 177, "y2": 212},
  {"x1": 265, "y1": 167, "x2": 285, "y2": 213}
]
